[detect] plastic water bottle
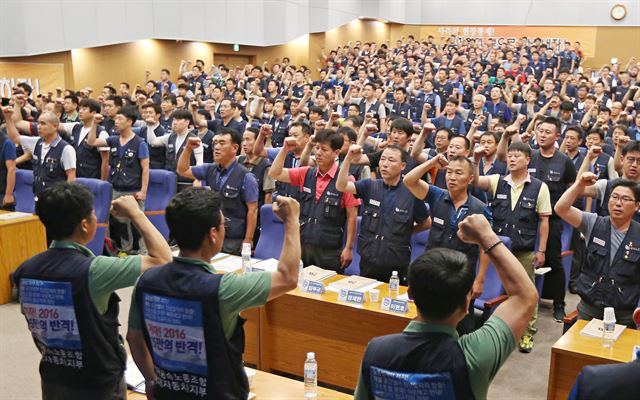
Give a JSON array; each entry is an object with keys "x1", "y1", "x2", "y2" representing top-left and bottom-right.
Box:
[
  {"x1": 304, "y1": 352, "x2": 317, "y2": 398},
  {"x1": 602, "y1": 307, "x2": 616, "y2": 348},
  {"x1": 241, "y1": 243, "x2": 252, "y2": 274},
  {"x1": 389, "y1": 271, "x2": 400, "y2": 299}
]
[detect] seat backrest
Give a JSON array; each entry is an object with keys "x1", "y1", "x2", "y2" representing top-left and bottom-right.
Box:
[
  {"x1": 75, "y1": 178, "x2": 113, "y2": 223},
  {"x1": 146, "y1": 170, "x2": 177, "y2": 211},
  {"x1": 254, "y1": 204, "x2": 284, "y2": 260},
  {"x1": 15, "y1": 169, "x2": 35, "y2": 213},
  {"x1": 410, "y1": 229, "x2": 430, "y2": 263},
  {"x1": 344, "y1": 217, "x2": 362, "y2": 276},
  {"x1": 561, "y1": 221, "x2": 573, "y2": 252},
  {"x1": 477, "y1": 235, "x2": 512, "y2": 301},
  {"x1": 370, "y1": 366, "x2": 456, "y2": 400}
]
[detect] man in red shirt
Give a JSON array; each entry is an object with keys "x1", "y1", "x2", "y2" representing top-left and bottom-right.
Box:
[{"x1": 269, "y1": 129, "x2": 360, "y2": 271}]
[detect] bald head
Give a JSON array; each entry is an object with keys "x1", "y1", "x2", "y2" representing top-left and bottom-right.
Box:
[{"x1": 38, "y1": 111, "x2": 60, "y2": 126}]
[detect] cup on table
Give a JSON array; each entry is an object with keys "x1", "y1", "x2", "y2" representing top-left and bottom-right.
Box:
[{"x1": 369, "y1": 289, "x2": 380, "y2": 303}]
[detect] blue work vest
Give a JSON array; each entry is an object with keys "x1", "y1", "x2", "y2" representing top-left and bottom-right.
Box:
[
  {"x1": 33, "y1": 137, "x2": 70, "y2": 196},
  {"x1": 69, "y1": 123, "x2": 104, "y2": 179},
  {"x1": 108, "y1": 135, "x2": 144, "y2": 192},
  {"x1": 204, "y1": 163, "x2": 250, "y2": 240}
]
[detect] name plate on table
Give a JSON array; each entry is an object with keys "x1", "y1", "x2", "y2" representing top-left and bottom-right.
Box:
[
  {"x1": 301, "y1": 279, "x2": 325, "y2": 294},
  {"x1": 380, "y1": 298, "x2": 409, "y2": 313},
  {"x1": 338, "y1": 289, "x2": 365, "y2": 305}
]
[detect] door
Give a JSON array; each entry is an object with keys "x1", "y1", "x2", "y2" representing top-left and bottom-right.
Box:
[{"x1": 213, "y1": 54, "x2": 254, "y2": 71}]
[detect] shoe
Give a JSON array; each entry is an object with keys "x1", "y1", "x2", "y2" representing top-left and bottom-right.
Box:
[
  {"x1": 553, "y1": 305, "x2": 566, "y2": 323},
  {"x1": 519, "y1": 335, "x2": 533, "y2": 353}
]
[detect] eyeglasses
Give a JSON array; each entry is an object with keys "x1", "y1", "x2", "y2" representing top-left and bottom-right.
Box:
[
  {"x1": 609, "y1": 194, "x2": 636, "y2": 204},
  {"x1": 625, "y1": 157, "x2": 640, "y2": 165}
]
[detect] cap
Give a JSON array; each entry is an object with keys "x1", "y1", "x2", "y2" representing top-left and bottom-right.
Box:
[
  {"x1": 392, "y1": 271, "x2": 398, "y2": 276},
  {"x1": 604, "y1": 307, "x2": 616, "y2": 322},
  {"x1": 307, "y1": 352, "x2": 315, "y2": 360},
  {"x1": 242, "y1": 242, "x2": 251, "y2": 252}
]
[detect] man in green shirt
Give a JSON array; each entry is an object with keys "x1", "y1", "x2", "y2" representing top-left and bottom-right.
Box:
[
  {"x1": 126, "y1": 188, "x2": 301, "y2": 399},
  {"x1": 13, "y1": 183, "x2": 172, "y2": 399},
  {"x1": 354, "y1": 214, "x2": 538, "y2": 400}
]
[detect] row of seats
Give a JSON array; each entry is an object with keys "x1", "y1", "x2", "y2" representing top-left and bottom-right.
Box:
[{"x1": 13, "y1": 169, "x2": 177, "y2": 254}]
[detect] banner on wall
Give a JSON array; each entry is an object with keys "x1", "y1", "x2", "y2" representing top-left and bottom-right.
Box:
[
  {"x1": 418, "y1": 26, "x2": 597, "y2": 57},
  {"x1": 0, "y1": 62, "x2": 66, "y2": 98}
]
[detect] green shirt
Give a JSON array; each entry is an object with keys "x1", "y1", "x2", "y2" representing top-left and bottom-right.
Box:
[
  {"x1": 353, "y1": 315, "x2": 516, "y2": 400},
  {"x1": 128, "y1": 256, "x2": 272, "y2": 340},
  {"x1": 51, "y1": 241, "x2": 142, "y2": 314}
]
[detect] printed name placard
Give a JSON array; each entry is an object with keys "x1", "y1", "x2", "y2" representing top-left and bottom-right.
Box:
[
  {"x1": 380, "y1": 297, "x2": 409, "y2": 313},
  {"x1": 338, "y1": 289, "x2": 365, "y2": 305},
  {"x1": 301, "y1": 279, "x2": 325, "y2": 294}
]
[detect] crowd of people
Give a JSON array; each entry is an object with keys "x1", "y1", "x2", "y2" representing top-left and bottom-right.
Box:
[{"x1": 3, "y1": 34, "x2": 640, "y2": 399}]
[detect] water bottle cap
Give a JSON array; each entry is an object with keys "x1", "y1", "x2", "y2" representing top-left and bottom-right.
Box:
[
  {"x1": 242, "y1": 243, "x2": 251, "y2": 252},
  {"x1": 307, "y1": 352, "x2": 315, "y2": 360},
  {"x1": 604, "y1": 307, "x2": 616, "y2": 322},
  {"x1": 392, "y1": 271, "x2": 398, "y2": 276}
]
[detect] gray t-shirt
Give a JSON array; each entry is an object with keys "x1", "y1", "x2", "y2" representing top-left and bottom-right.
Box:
[{"x1": 579, "y1": 211, "x2": 627, "y2": 264}]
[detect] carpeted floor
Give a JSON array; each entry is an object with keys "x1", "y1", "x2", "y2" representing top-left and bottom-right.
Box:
[{"x1": 0, "y1": 287, "x2": 580, "y2": 399}]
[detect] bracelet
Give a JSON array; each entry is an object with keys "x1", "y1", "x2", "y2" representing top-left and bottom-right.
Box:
[
  {"x1": 484, "y1": 240, "x2": 504, "y2": 254},
  {"x1": 536, "y1": 250, "x2": 546, "y2": 254}
]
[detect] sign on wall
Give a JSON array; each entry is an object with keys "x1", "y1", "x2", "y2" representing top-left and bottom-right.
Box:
[{"x1": 0, "y1": 62, "x2": 66, "y2": 98}]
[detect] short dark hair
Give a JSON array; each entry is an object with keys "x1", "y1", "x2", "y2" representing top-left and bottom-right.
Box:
[
  {"x1": 172, "y1": 109, "x2": 192, "y2": 121},
  {"x1": 103, "y1": 86, "x2": 117, "y2": 96},
  {"x1": 314, "y1": 129, "x2": 343, "y2": 151},
  {"x1": 508, "y1": 141, "x2": 532, "y2": 157},
  {"x1": 565, "y1": 125, "x2": 584, "y2": 140},
  {"x1": 79, "y1": 98, "x2": 101, "y2": 113},
  {"x1": 117, "y1": 106, "x2": 138, "y2": 124},
  {"x1": 162, "y1": 94, "x2": 178, "y2": 106},
  {"x1": 64, "y1": 94, "x2": 79, "y2": 105},
  {"x1": 436, "y1": 128, "x2": 454, "y2": 140},
  {"x1": 408, "y1": 248, "x2": 474, "y2": 320},
  {"x1": 290, "y1": 121, "x2": 312, "y2": 136},
  {"x1": 218, "y1": 128, "x2": 242, "y2": 146},
  {"x1": 17, "y1": 82, "x2": 32, "y2": 95},
  {"x1": 622, "y1": 140, "x2": 640, "y2": 156},
  {"x1": 337, "y1": 126, "x2": 357, "y2": 143},
  {"x1": 450, "y1": 135, "x2": 471, "y2": 150},
  {"x1": 480, "y1": 131, "x2": 500, "y2": 143},
  {"x1": 308, "y1": 106, "x2": 324, "y2": 116},
  {"x1": 390, "y1": 117, "x2": 414, "y2": 137},
  {"x1": 344, "y1": 115, "x2": 362, "y2": 128},
  {"x1": 36, "y1": 183, "x2": 94, "y2": 241},
  {"x1": 560, "y1": 101, "x2": 575, "y2": 111},
  {"x1": 611, "y1": 180, "x2": 640, "y2": 202},
  {"x1": 106, "y1": 95, "x2": 123, "y2": 108},
  {"x1": 143, "y1": 103, "x2": 162, "y2": 114},
  {"x1": 165, "y1": 188, "x2": 222, "y2": 251},
  {"x1": 383, "y1": 144, "x2": 408, "y2": 163},
  {"x1": 161, "y1": 68, "x2": 171, "y2": 75},
  {"x1": 540, "y1": 116, "x2": 560, "y2": 133},
  {"x1": 146, "y1": 79, "x2": 157, "y2": 87},
  {"x1": 448, "y1": 155, "x2": 473, "y2": 172},
  {"x1": 244, "y1": 127, "x2": 259, "y2": 139}
]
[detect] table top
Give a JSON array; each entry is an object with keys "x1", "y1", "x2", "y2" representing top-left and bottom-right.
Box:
[
  {"x1": 552, "y1": 319, "x2": 640, "y2": 363},
  {"x1": 127, "y1": 369, "x2": 352, "y2": 399},
  {"x1": 0, "y1": 210, "x2": 40, "y2": 227},
  {"x1": 206, "y1": 252, "x2": 418, "y2": 319}
]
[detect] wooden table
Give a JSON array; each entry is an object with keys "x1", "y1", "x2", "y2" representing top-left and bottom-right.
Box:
[
  {"x1": 0, "y1": 211, "x2": 47, "y2": 304},
  {"x1": 127, "y1": 369, "x2": 351, "y2": 399},
  {"x1": 547, "y1": 319, "x2": 640, "y2": 400},
  {"x1": 257, "y1": 274, "x2": 415, "y2": 390}
]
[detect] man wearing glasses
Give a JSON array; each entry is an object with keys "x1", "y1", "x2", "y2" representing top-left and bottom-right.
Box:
[{"x1": 555, "y1": 171, "x2": 640, "y2": 327}]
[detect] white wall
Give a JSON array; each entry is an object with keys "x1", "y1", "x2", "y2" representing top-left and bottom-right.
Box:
[{"x1": 1, "y1": 0, "x2": 638, "y2": 57}]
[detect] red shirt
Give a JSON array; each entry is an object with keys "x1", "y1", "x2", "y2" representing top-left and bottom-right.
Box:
[{"x1": 287, "y1": 163, "x2": 361, "y2": 208}]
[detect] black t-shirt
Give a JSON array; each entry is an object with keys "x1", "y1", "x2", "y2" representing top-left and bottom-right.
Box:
[{"x1": 531, "y1": 149, "x2": 577, "y2": 206}]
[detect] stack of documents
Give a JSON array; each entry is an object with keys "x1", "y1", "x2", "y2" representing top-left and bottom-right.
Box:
[{"x1": 303, "y1": 265, "x2": 337, "y2": 282}]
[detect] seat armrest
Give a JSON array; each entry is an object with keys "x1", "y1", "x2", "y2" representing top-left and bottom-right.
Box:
[{"x1": 483, "y1": 294, "x2": 509, "y2": 309}]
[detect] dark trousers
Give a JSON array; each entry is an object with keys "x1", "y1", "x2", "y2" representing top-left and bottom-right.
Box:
[
  {"x1": 359, "y1": 259, "x2": 408, "y2": 285},
  {"x1": 569, "y1": 227, "x2": 585, "y2": 293},
  {"x1": 42, "y1": 375, "x2": 126, "y2": 400},
  {"x1": 541, "y1": 216, "x2": 566, "y2": 307},
  {"x1": 302, "y1": 244, "x2": 342, "y2": 272},
  {"x1": 223, "y1": 237, "x2": 243, "y2": 255}
]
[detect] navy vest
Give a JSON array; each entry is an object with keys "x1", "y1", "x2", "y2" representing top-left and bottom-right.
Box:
[
  {"x1": 68, "y1": 124, "x2": 104, "y2": 179},
  {"x1": 139, "y1": 125, "x2": 167, "y2": 170},
  {"x1": 427, "y1": 193, "x2": 487, "y2": 269},
  {"x1": 579, "y1": 216, "x2": 640, "y2": 310},
  {"x1": 390, "y1": 102, "x2": 412, "y2": 120},
  {"x1": 166, "y1": 132, "x2": 196, "y2": 183},
  {"x1": 597, "y1": 179, "x2": 640, "y2": 223},
  {"x1": 268, "y1": 116, "x2": 290, "y2": 148},
  {"x1": 591, "y1": 152, "x2": 611, "y2": 180},
  {"x1": 528, "y1": 150, "x2": 570, "y2": 207},
  {"x1": 33, "y1": 138, "x2": 70, "y2": 196},
  {"x1": 135, "y1": 259, "x2": 248, "y2": 400},
  {"x1": 577, "y1": 359, "x2": 640, "y2": 400},
  {"x1": 490, "y1": 177, "x2": 543, "y2": 251},
  {"x1": 464, "y1": 110, "x2": 490, "y2": 132},
  {"x1": 238, "y1": 155, "x2": 270, "y2": 209},
  {"x1": 361, "y1": 330, "x2": 475, "y2": 400},
  {"x1": 359, "y1": 99, "x2": 382, "y2": 127},
  {"x1": 299, "y1": 167, "x2": 347, "y2": 248},
  {"x1": 13, "y1": 247, "x2": 126, "y2": 387},
  {"x1": 205, "y1": 163, "x2": 250, "y2": 240},
  {"x1": 358, "y1": 180, "x2": 414, "y2": 275},
  {"x1": 274, "y1": 152, "x2": 301, "y2": 200},
  {"x1": 108, "y1": 135, "x2": 144, "y2": 192}
]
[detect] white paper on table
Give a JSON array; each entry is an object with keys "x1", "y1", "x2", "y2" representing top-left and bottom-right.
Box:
[
  {"x1": 210, "y1": 255, "x2": 259, "y2": 273},
  {"x1": 534, "y1": 267, "x2": 552, "y2": 275},
  {"x1": 125, "y1": 360, "x2": 146, "y2": 393},
  {"x1": 326, "y1": 280, "x2": 383, "y2": 293},
  {"x1": 250, "y1": 258, "x2": 280, "y2": 272},
  {"x1": 0, "y1": 211, "x2": 31, "y2": 220}
]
